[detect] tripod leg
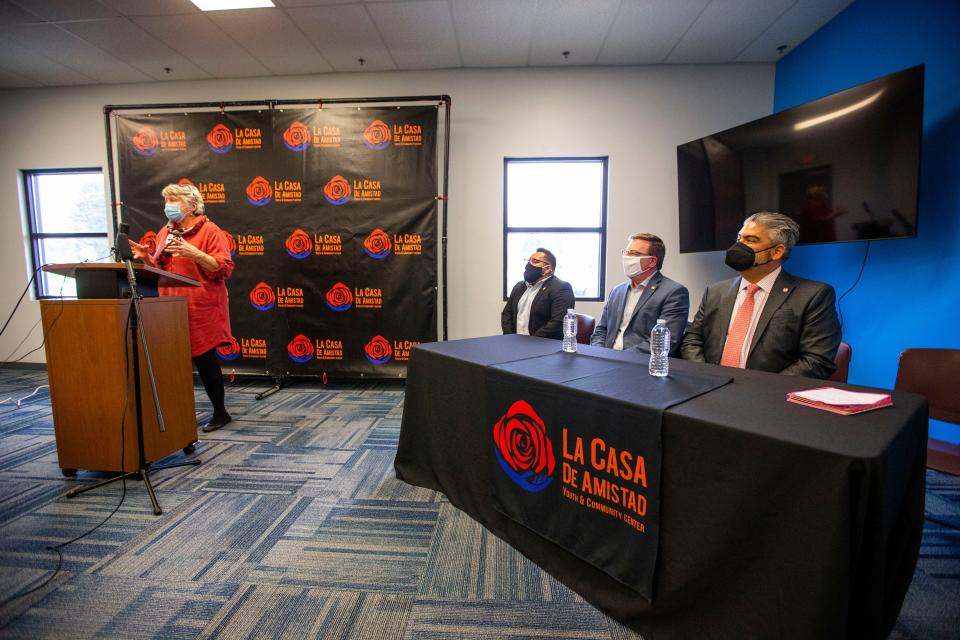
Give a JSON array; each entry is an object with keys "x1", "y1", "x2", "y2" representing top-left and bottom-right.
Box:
[
  {"x1": 66, "y1": 472, "x2": 136, "y2": 499},
  {"x1": 140, "y1": 470, "x2": 162, "y2": 515}
]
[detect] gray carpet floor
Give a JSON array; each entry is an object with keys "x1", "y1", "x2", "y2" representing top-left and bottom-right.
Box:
[{"x1": 0, "y1": 368, "x2": 956, "y2": 639}]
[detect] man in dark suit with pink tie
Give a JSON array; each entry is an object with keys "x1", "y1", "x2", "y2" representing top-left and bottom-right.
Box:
[{"x1": 681, "y1": 211, "x2": 841, "y2": 379}]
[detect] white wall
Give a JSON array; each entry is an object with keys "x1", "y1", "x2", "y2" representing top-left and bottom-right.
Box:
[{"x1": 0, "y1": 65, "x2": 774, "y2": 363}]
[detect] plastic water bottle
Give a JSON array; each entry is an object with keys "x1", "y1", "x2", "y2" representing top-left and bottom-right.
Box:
[
  {"x1": 649, "y1": 319, "x2": 670, "y2": 377},
  {"x1": 562, "y1": 309, "x2": 578, "y2": 353}
]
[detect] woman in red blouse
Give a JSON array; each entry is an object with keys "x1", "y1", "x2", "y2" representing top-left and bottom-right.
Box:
[{"x1": 129, "y1": 183, "x2": 234, "y2": 432}]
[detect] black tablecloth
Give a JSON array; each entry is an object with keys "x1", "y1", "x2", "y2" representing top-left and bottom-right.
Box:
[{"x1": 395, "y1": 335, "x2": 927, "y2": 640}]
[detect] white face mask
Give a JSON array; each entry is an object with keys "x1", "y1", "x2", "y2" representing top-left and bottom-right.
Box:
[{"x1": 622, "y1": 255, "x2": 651, "y2": 278}]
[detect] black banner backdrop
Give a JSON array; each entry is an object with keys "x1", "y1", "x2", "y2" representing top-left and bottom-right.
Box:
[{"x1": 114, "y1": 105, "x2": 439, "y2": 378}]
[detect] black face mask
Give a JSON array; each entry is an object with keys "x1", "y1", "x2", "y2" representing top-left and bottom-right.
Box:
[
  {"x1": 724, "y1": 241, "x2": 776, "y2": 272},
  {"x1": 523, "y1": 263, "x2": 545, "y2": 283}
]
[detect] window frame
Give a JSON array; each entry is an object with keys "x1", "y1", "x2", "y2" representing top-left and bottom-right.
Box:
[
  {"x1": 502, "y1": 156, "x2": 608, "y2": 302},
  {"x1": 22, "y1": 167, "x2": 109, "y2": 299}
]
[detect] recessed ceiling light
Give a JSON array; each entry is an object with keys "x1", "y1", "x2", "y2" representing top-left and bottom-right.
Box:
[{"x1": 190, "y1": 0, "x2": 275, "y2": 11}]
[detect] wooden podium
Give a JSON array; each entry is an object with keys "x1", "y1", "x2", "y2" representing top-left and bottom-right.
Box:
[{"x1": 41, "y1": 263, "x2": 200, "y2": 476}]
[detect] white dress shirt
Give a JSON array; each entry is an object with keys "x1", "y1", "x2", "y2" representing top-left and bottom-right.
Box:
[
  {"x1": 726, "y1": 267, "x2": 781, "y2": 367},
  {"x1": 516, "y1": 275, "x2": 551, "y2": 335},
  {"x1": 613, "y1": 271, "x2": 655, "y2": 350}
]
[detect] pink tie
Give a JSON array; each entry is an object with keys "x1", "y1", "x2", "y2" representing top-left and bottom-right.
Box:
[{"x1": 720, "y1": 283, "x2": 760, "y2": 368}]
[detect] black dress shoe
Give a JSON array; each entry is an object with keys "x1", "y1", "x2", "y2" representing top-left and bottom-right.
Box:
[{"x1": 202, "y1": 412, "x2": 232, "y2": 433}]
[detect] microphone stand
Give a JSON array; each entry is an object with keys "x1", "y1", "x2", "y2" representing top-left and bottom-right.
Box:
[{"x1": 66, "y1": 224, "x2": 201, "y2": 515}]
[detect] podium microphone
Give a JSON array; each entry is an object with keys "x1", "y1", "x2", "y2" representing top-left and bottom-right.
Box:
[{"x1": 115, "y1": 222, "x2": 134, "y2": 262}]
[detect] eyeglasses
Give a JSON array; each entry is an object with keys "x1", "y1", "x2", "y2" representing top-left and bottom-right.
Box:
[
  {"x1": 622, "y1": 251, "x2": 652, "y2": 258},
  {"x1": 527, "y1": 257, "x2": 550, "y2": 267}
]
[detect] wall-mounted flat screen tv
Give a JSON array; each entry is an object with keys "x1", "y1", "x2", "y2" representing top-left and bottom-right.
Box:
[{"x1": 677, "y1": 64, "x2": 923, "y2": 253}]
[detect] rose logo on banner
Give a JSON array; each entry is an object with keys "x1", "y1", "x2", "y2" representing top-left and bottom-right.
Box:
[
  {"x1": 283, "y1": 121, "x2": 311, "y2": 152},
  {"x1": 325, "y1": 282, "x2": 353, "y2": 312},
  {"x1": 285, "y1": 229, "x2": 313, "y2": 259},
  {"x1": 363, "y1": 120, "x2": 392, "y2": 150},
  {"x1": 221, "y1": 230, "x2": 236, "y2": 256},
  {"x1": 139, "y1": 231, "x2": 158, "y2": 256},
  {"x1": 364, "y1": 336, "x2": 392, "y2": 364},
  {"x1": 207, "y1": 124, "x2": 234, "y2": 154},
  {"x1": 323, "y1": 175, "x2": 352, "y2": 205},
  {"x1": 249, "y1": 282, "x2": 276, "y2": 311},
  {"x1": 493, "y1": 400, "x2": 556, "y2": 492},
  {"x1": 246, "y1": 176, "x2": 273, "y2": 206},
  {"x1": 216, "y1": 336, "x2": 241, "y2": 360},
  {"x1": 132, "y1": 126, "x2": 159, "y2": 157},
  {"x1": 178, "y1": 177, "x2": 195, "y2": 186},
  {"x1": 363, "y1": 229, "x2": 392, "y2": 259},
  {"x1": 287, "y1": 334, "x2": 314, "y2": 363}
]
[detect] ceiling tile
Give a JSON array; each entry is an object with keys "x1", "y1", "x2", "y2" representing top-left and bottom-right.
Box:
[
  {"x1": 0, "y1": 64, "x2": 43, "y2": 87},
  {"x1": 8, "y1": 0, "x2": 120, "y2": 21},
  {"x1": 0, "y1": 0, "x2": 42, "y2": 25},
  {"x1": 0, "y1": 35, "x2": 98, "y2": 84},
  {"x1": 206, "y1": 7, "x2": 332, "y2": 75},
  {"x1": 102, "y1": 0, "x2": 201, "y2": 17},
  {"x1": 63, "y1": 17, "x2": 211, "y2": 80},
  {"x1": 367, "y1": 0, "x2": 461, "y2": 70},
  {"x1": 286, "y1": 4, "x2": 395, "y2": 72},
  {"x1": 667, "y1": 0, "x2": 795, "y2": 63},
  {"x1": 736, "y1": 0, "x2": 855, "y2": 62},
  {"x1": 0, "y1": 23, "x2": 149, "y2": 83},
  {"x1": 529, "y1": 0, "x2": 620, "y2": 66},
  {"x1": 451, "y1": 0, "x2": 536, "y2": 67},
  {"x1": 597, "y1": 0, "x2": 710, "y2": 65},
  {"x1": 133, "y1": 13, "x2": 272, "y2": 77}
]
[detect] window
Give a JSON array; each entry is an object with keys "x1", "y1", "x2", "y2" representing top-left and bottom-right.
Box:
[
  {"x1": 503, "y1": 157, "x2": 607, "y2": 300},
  {"x1": 23, "y1": 169, "x2": 110, "y2": 298}
]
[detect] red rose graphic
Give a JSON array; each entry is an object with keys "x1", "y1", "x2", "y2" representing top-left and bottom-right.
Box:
[
  {"x1": 325, "y1": 282, "x2": 353, "y2": 311},
  {"x1": 246, "y1": 176, "x2": 273, "y2": 205},
  {"x1": 132, "y1": 126, "x2": 158, "y2": 155},
  {"x1": 285, "y1": 229, "x2": 313, "y2": 258},
  {"x1": 493, "y1": 400, "x2": 555, "y2": 491},
  {"x1": 363, "y1": 228, "x2": 392, "y2": 258},
  {"x1": 283, "y1": 121, "x2": 311, "y2": 150},
  {"x1": 140, "y1": 231, "x2": 158, "y2": 256},
  {"x1": 323, "y1": 175, "x2": 352, "y2": 205},
  {"x1": 249, "y1": 281, "x2": 275, "y2": 310},
  {"x1": 364, "y1": 335, "x2": 392, "y2": 364},
  {"x1": 221, "y1": 230, "x2": 236, "y2": 255},
  {"x1": 216, "y1": 336, "x2": 240, "y2": 360},
  {"x1": 207, "y1": 123, "x2": 234, "y2": 152},
  {"x1": 287, "y1": 334, "x2": 314, "y2": 362},
  {"x1": 178, "y1": 177, "x2": 195, "y2": 186},
  {"x1": 363, "y1": 120, "x2": 391, "y2": 149}
]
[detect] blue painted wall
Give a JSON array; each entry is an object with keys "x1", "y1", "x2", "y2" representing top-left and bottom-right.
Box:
[{"x1": 773, "y1": 0, "x2": 960, "y2": 440}]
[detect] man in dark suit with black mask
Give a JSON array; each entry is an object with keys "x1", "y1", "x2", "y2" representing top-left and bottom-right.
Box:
[
  {"x1": 681, "y1": 211, "x2": 841, "y2": 379},
  {"x1": 502, "y1": 248, "x2": 575, "y2": 340}
]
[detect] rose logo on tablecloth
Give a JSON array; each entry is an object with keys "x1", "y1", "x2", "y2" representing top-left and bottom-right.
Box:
[{"x1": 493, "y1": 400, "x2": 555, "y2": 492}]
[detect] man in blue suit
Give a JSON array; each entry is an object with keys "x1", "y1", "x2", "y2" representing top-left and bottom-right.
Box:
[{"x1": 591, "y1": 233, "x2": 689, "y2": 355}]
